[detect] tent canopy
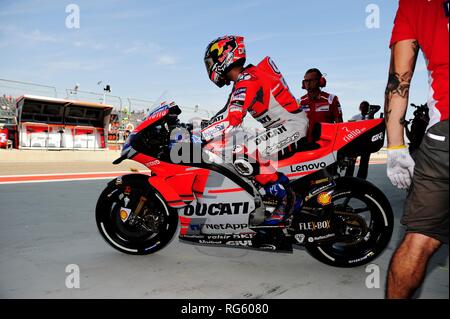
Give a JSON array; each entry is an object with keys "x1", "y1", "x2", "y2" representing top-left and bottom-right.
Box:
[{"x1": 16, "y1": 95, "x2": 113, "y2": 127}]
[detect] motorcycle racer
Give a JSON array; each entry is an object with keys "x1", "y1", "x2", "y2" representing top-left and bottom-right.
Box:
[{"x1": 203, "y1": 35, "x2": 308, "y2": 225}]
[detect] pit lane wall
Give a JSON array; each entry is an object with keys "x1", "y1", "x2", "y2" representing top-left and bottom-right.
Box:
[
  {"x1": 0, "y1": 148, "x2": 388, "y2": 163},
  {"x1": 16, "y1": 95, "x2": 113, "y2": 151},
  {"x1": 0, "y1": 149, "x2": 121, "y2": 162}
]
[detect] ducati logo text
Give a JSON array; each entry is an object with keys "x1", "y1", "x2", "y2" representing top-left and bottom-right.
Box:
[{"x1": 184, "y1": 202, "x2": 250, "y2": 216}]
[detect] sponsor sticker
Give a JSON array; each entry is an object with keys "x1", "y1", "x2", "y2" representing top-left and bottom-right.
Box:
[
  {"x1": 119, "y1": 207, "x2": 132, "y2": 222},
  {"x1": 225, "y1": 240, "x2": 252, "y2": 246},
  {"x1": 237, "y1": 73, "x2": 251, "y2": 81},
  {"x1": 342, "y1": 127, "x2": 363, "y2": 143},
  {"x1": 290, "y1": 161, "x2": 327, "y2": 173},
  {"x1": 146, "y1": 160, "x2": 161, "y2": 166},
  {"x1": 371, "y1": 132, "x2": 384, "y2": 142},
  {"x1": 317, "y1": 192, "x2": 332, "y2": 206},
  {"x1": 183, "y1": 202, "x2": 250, "y2": 216},
  {"x1": 311, "y1": 233, "x2": 335, "y2": 241},
  {"x1": 233, "y1": 87, "x2": 247, "y2": 96},
  {"x1": 298, "y1": 220, "x2": 331, "y2": 231},
  {"x1": 202, "y1": 223, "x2": 248, "y2": 230},
  {"x1": 232, "y1": 94, "x2": 246, "y2": 102},
  {"x1": 295, "y1": 233, "x2": 306, "y2": 243},
  {"x1": 316, "y1": 105, "x2": 330, "y2": 112}
]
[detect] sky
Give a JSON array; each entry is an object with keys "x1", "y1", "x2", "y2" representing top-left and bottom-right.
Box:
[{"x1": 0, "y1": 0, "x2": 430, "y2": 123}]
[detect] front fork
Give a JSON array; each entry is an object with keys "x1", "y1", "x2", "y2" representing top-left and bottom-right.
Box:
[
  {"x1": 133, "y1": 196, "x2": 148, "y2": 217},
  {"x1": 123, "y1": 188, "x2": 158, "y2": 232}
]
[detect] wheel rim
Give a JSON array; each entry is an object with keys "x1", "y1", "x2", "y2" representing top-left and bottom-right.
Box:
[
  {"x1": 319, "y1": 191, "x2": 389, "y2": 260},
  {"x1": 99, "y1": 184, "x2": 169, "y2": 250}
]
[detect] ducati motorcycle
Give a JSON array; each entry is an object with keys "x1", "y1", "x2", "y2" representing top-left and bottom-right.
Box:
[{"x1": 96, "y1": 101, "x2": 393, "y2": 267}]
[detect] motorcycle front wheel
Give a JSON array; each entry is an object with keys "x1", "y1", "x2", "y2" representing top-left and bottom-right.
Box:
[
  {"x1": 96, "y1": 174, "x2": 178, "y2": 255},
  {"x1": 305, "y1": 177, "x2": 393, "y2": 267}
]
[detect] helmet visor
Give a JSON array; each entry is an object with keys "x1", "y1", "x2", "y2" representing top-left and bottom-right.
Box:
[{"x1": 204, "y1": 57, "x2": 214, "y2": 77}]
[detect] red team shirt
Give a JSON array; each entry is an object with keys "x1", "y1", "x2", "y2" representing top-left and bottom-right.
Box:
[
  {"x1": 390, "y1": 0, "x2": 449, "y2": 129},
  {"x1": 299, "y1": 92, "x2": 343, "y2": 141}
]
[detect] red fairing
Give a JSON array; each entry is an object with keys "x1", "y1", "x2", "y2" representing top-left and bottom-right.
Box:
[
  {"x1": 274, "y1": 119, "x2": 383, "y2": 176},
  {"x1": 148, "y1": 175, "x2": 185, "y2": 208},
  {"x1": 331, "y1": 119, "x2": 384, "y2": 151},
  {"x1": 166, "y1": 173, "x2": 197, "y2": 202},
  {"x1": 131, "y1": 153, "x2": 188, "y2": 176},
  {"x1": 133, "y1": 109, "x2": 169, "y2": 133},
  {"x1": 179, "y1": 216, "x2": 191, "y2": 235},
  {"x1": 276, "y1": 123, "x2": 338, "y2": 171},
  {"x1": 192, "y1": 172, "x2": 209, "y2": 199}
]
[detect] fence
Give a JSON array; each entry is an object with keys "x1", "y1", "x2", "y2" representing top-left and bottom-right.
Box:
[
  {"x1": 0, "y1": 78, "x2": 212, "y2": 150},
  {"x1": 0, "y1": 78, "x2": 211, "y2": 123},
  {"x1": 0, "y1": 79, "x2": 57, "y2": 98}
]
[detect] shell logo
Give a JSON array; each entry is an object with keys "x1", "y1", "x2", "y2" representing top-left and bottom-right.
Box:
[
  {"x1": 317, "y1": 192, "x2": 332, "y2": 206},
  {"x1": 120, "y1": 209, "x2": 129, "y2": 221}
]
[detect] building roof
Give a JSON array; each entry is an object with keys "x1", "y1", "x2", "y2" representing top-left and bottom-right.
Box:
[{"x1": 16, "y1": 95, "x2": 113, "y2": 110}]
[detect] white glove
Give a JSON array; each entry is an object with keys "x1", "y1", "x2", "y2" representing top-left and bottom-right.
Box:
[{"x1": 387, "y1": 146, "x2": 415, "y2": 189}]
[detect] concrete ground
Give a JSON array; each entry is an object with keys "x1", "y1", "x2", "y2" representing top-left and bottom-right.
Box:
[{"x1": 0, "y1": 162, "x2": 448, "y2": 299}]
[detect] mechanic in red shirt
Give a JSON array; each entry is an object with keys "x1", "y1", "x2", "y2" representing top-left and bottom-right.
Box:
[
  {"x1": 298, "y1": 68, "x2": 343, "y2": 142},
  {"x1": 203, "y1": 35, "x2": 308, "y2": 225},
  {"x1": 385, "y1": 0, "x2": 449, "y2": 299}
]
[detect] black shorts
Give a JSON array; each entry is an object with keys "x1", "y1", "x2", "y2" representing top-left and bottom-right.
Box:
[{"x1": 402, "y1": 120, "x2": 449, "y2": 244}]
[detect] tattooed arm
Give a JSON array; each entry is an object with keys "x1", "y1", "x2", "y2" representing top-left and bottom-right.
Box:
[{"x1": 384, "y1": 40, "x2": 420, "y2": 147}]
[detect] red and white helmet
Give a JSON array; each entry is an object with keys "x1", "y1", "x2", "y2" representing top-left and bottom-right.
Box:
[{"x1": 204, "y1": 35, "x2": 246, "y2": 87}]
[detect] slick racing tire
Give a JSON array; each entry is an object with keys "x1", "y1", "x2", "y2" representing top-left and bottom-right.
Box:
[
  {"x1": 96, "y1": 174, "x2": 178, "y2": 255},
  {"x1": 305, "y1": 177, "x2": 393, "y2": 267}
]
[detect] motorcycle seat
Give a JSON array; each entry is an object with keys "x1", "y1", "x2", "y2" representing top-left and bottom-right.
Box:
[
  {"x1": 277, "y1": 137, "x2": 321, "y2": 160},
  {"x1": 277, "y1": 123, "x2": 322, "y2": 160}
]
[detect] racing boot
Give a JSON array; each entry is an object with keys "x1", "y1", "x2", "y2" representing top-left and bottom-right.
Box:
[{"x1": 262, "y1": 173, "x2": 303, "y2": 226}]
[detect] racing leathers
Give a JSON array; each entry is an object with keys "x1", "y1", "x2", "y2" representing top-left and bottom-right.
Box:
[{"x1": 202, "y1": 56, "x2": 308, "y2": 224}]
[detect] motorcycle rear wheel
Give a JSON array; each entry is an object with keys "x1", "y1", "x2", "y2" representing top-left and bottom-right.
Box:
[
  {"x1": 96, "y1": 174, "x2": 178, "y2": 255},
  {"x1": 305, "y1": 177, "x2": 393, "y2": 267}
]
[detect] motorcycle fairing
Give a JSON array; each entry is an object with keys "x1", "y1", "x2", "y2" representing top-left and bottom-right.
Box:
[
  {"x1": 333, "y1": 119, "x2": 385, "y2": 157},
  {"x1": 274, "y1": 119, "x2": 384, "y2": 177},
  {"x1": 277, "y1": 152, "x2": 337, "y2": 180},
  {"x1": 177, "y1": 170, "x2": 256, "y2": 236},
  {"x1": 133, "y1": 101, "x2": 181, "y2": 133},
  {"x1": 148, "y1": 176, "x2": 186, "y2": 209},
  {"x1": 121, "y1": 111, "x2": 386, "y2": 250},
  {"x1": 166, "y1": 173, "x2": 197, "y2": 203}
]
